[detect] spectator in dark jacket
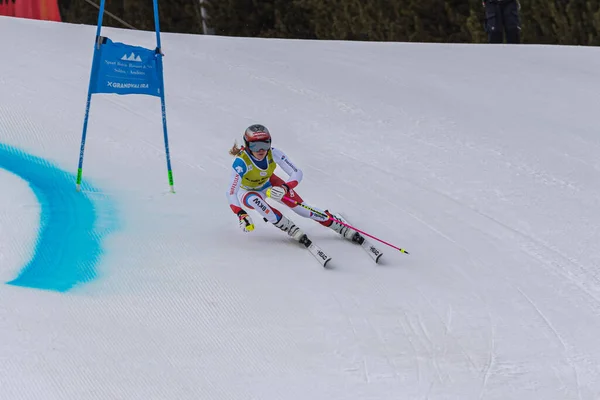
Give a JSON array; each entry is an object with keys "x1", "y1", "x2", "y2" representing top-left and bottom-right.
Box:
[{"x1": 483, "y1": 0, "x2": 521, "y2": 44}]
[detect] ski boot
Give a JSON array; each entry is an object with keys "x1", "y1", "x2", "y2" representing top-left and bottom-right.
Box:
[
  {"x1": 324, "y1": 210, "x2": 364, "y2": 244},
  {"x1": 274, "y1": 215, "x2": 308, "y2": 245}
]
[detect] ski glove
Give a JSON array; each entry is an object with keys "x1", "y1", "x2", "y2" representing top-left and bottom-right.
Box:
[
  {"x1": 266, "y1": 184, "x2": 289, "y2": 202},
  {"x1": 237, "y1": 210, "x2": 254, "y2": 232}
]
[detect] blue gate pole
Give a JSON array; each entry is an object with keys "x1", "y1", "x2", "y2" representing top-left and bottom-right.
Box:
[
  {"x1": 76, "y1": 0, "x2": 107, "y2": 191},
  {"x1": 152, "y1": 0, "x2": 175, "y2": 193}
]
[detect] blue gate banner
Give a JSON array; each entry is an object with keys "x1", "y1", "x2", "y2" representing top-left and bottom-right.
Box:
[
  {"x1": 77, "y1": 0, "x2": 175, "y2": 194},
  {"x1": 90, "y1": 38, "x2": 161, "y2": 97}
]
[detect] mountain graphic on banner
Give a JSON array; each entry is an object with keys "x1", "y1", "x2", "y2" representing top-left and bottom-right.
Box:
[{"x1": 121, "y1": 52, "x2": 142, "y2": 62}]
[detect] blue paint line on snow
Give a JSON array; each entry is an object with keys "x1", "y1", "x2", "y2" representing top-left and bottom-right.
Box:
[{"x1": 0, "y1": 143, "x2": 118, "y2": 292}]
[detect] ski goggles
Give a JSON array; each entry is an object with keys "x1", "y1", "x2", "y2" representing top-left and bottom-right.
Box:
[{"x1": 248, "y1": 140, "x2": 271, "y2": 152}]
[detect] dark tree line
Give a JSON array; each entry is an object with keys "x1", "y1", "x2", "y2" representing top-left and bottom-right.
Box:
[
  {"x1": 58, "y1": 0, "x2": 600, "y2": 45},
  {"x1": 58, "y1": 0, "x2": 203, "y2": 33}
]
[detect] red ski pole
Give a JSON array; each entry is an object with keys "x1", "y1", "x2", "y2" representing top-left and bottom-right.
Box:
[{"x1": 280, "y1": 194, "x2": 410, "y2": 255}]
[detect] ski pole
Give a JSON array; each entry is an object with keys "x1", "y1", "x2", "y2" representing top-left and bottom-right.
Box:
[{"x1": 274, "y1": 192, "x2": 409, "y2": 255}]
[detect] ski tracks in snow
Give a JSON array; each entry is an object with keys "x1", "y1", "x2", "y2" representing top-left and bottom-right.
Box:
[
  {"x1": 515, "y1": 286, "x2": 583, "y2": 400},
  {"x1": 308, "y1": 159, "x2": 499, "y2": 393},
  {"x1": 313, "y1": 151, "x2": 590, "y2": 397},
  {"x1": 415, "y1": 198, "x2": 589, "y2": 399},
  {"x1": 331, "y1": 291, "x2": 401, "y2": 385}
]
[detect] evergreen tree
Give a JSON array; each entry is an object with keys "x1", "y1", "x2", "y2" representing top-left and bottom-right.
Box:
[
  {"x1": 56, "y1": 0, "x2": 600, "y2": 46},
  {"x1": 203, "y1": 0, "x2": 311, "y2": 38}
]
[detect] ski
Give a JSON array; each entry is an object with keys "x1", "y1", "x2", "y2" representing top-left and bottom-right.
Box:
[
  {"x1": 359, "y1": 237, "x2": 384, "y2": 263},
  {"x1": 300, "y1": 234, "x2": 332, "y2": 268},
  {"x1": 263, "y1": 216, "x2": 332, "y2": 268},
  {"x1": 335, "y1": 212, "x2": 384, "y2": 264}
]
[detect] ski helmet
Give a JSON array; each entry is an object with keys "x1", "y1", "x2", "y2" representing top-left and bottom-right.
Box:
[{"x1": 243, "y1": 124, "x2": 271, "y2": 152}]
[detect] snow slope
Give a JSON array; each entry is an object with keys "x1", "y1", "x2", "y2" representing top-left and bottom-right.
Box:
[{"x1": 1, "y1": 15, "x2": 600, "y2": 400}]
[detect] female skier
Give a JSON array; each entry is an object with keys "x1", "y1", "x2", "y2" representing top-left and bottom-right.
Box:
[{"x1": 226, "y1": 124, "x2": 361, "y2": 245}]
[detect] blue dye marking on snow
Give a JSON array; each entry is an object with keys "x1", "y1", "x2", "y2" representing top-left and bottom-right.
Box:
[{"x1": 0, "y1": 143, "x2": 117, "y2": 292}]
